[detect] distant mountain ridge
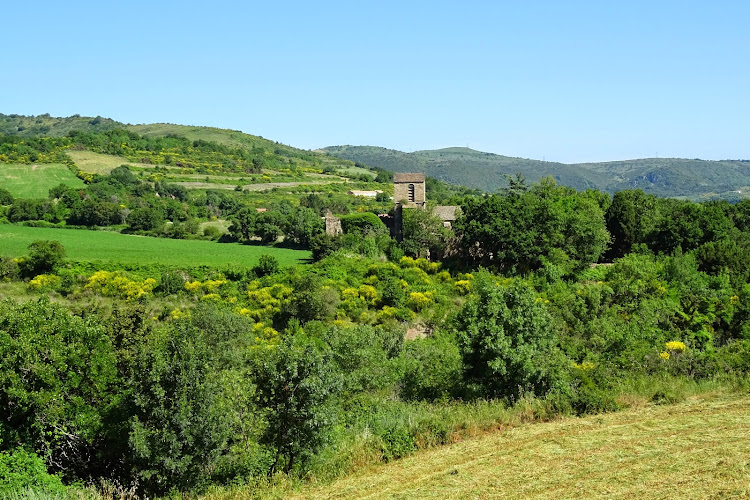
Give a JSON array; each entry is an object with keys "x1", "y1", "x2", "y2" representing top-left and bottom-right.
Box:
[{"x1": 322, "y1": 145, "x2": 750, "y2": 200}]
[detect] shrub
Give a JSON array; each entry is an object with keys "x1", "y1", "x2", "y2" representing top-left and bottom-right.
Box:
[
  {"x1": 0, "y1": 447, "x2": 66, "y2": 496},
  {"x1": 19, "y1": 240, "x2": 65, "y2": 278},
  {"x1": 401, "y1": 334, "x2": 462, "y2": 401},
  {"x1": 454, "y1": 272, "x2": 565, "y2": 401}
]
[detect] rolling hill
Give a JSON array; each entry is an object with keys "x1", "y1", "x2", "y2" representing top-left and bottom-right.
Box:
[{"x1": 322, "y1": 145, "x2": 750, "y2": 199}]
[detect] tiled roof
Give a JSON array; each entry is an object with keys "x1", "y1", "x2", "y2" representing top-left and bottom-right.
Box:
[
  {"x1": 432, "y1": 205, "x2": 460, "y2": 221},
  {"x1": 393, "y1": 173, "x2": 426, "y2": 182}
]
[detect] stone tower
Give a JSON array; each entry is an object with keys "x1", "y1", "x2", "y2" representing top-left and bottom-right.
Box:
[{"x1": 393, "y1": 173, "x2": 426, "y2": 208}]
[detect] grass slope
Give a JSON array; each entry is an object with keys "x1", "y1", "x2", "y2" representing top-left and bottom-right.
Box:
[
  {"x1": 0, "y1": 225, "x2": 310, "y2": 268},
  {"x1": 66, "y1": 150, "x2": 142, "y2": 174},
  {"x1": 0, "y1": 163, "x2": 84, "y2": 198},
  {"x1": 323, "y1": 145, "x2": 750, "y2": 199},
  {"x1": 286, "y1": 393, "x2": 750, "y2": 499}
]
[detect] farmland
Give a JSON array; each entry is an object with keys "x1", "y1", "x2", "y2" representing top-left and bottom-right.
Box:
[
  {"x1": 0, "y1": 225, "x2": 311, "y2": 268},
  {"x1": 0, "y1": 163, "x2": 84, "y2": 198}
]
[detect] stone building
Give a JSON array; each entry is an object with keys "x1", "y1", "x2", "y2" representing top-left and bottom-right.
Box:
[
  {"x1": 325, "y1": 172, "x2": 460, "y2": 238},
  {"x1": 393, "y1": 173, "x2": 426, "y2": 208}
]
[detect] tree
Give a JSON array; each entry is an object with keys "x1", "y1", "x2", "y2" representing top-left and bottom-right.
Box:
[
  {"x1": 0, "y1": 298, "x2": 119, "y2": 475},
  {"x1": 127, "y1": 207, "x2": 164, "y2": 232},
  {"x1": 285, "y1": 207, "x2": 323, "y2": 247},
  {"x1": 19, "y1": 240, "x2": 65, "y2": 277},
  {"x1": 128, "y1": 320, "x2": 235, "y2": 493},
  {"x1": 454, "y1": 178, "x2": 609, "y2": 273},
  {"x1": 0, "y1": 188, "x2": 12, "y2": 205},
  {"x1": 454, "y1": 273, "x2": 563, "y2": 401},
  {"x1": 400, "y1": 207, "x2": 451, "y2": 259},
  {"x1": 605, "y1": 189, "x2": 656, "y2": 259},
  {"x1": 252, "y1": 332, "x2": 340, "y2": 475}
]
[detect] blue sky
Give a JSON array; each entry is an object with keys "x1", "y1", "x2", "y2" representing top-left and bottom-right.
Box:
[{"x1": 3, "y1": 1, "x2": 749, "y2": 163}]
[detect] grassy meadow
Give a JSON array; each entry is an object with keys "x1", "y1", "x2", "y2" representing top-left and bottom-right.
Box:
[
  {"x1": 266, "y1": 393, "x2": 749, "y2": 500},
  {"x1": 66, "y1": 150, "x2": 142, "y2": 174},
  {"x1": 0, "y1": 163, "x2": 84, "y2": 198},
  {"x1": 0, "y1": 225, "x2": 310, "y2": 268}
]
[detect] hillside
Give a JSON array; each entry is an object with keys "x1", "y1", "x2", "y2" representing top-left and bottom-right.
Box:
[
  {"x1": 279, "y1": 393, "x2": 750, "y2": 500},
  {"x1": 322, "y1": 145, "x2": 750, "y2": 199}
]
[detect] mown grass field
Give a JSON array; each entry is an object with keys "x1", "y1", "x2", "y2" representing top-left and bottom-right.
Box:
[
  {"x1": 0, "y1": 163, "x2": 84, "y2": 198},
  {"x1": 0, "y1": 225, "x2": 310, "y2": 268},
  {"x1": 261, "y1": 393, "x2": 749, "y2": 500},
  {"x1": 66, "y1": 150, "x2": 142, "y2": 174}
]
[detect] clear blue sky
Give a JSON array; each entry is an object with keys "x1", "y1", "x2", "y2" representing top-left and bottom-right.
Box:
[{"x1": 3, "y1": 0, "x2": 749, "y2": 163}]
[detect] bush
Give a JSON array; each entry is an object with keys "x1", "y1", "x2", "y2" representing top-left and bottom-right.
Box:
[
  {"x1": 19, "y1": 240, "x2": 65, "y2": 278},
  {"x1": 401, "y1": 334, "x2": 462, "y2": 401},
  {"x1": 0, "y1": 447, "x2": 66, "y2": 496},
  {"x1": 253, "y1": 254, "x2": 279, "y2": 277},
  {"x1": 454, "y1": 272, "x2": 565, "y2": 401}
]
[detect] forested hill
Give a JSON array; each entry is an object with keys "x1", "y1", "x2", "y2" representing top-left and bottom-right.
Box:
[{"x1": 322, "y1": 145, "x2": 750, "y2": 200}]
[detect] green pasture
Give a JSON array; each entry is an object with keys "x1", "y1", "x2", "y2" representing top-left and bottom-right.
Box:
[
  {"x1": 66, "y1": 150, "x2": 141, "y2": 174},
  {"x1": 0, "y1": 225, "x2": 311, "y2": 268},
  {"x1": 0, "y1": 163, "x2": 84, "y2": 198}
]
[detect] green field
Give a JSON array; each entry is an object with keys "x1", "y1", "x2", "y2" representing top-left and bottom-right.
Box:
[
  {"x1": 66, "y1": 150, "x2": 142, "y2": 174},
  {"x1": 274, "y1": 393, "x2": 749, "y2": 500},
  {"x1": 0, "y1": 163, "x2": 85, "y2": 198},
  {"x1": 0, "y1": 225, "x2": 311, "y2": 268}
]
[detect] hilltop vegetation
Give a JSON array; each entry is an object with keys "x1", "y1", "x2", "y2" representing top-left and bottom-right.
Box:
[{"x1": 323, "y1": 145, "x2": 750, "y2": 200}]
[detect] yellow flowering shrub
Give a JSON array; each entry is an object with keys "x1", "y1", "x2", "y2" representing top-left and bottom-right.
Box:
[
  {"x1": 407, "y1": 291, "x2": 432, "y2": 312},
  {"x1": 184, "y1": 280, "x2": 202, "y2": 293},
  {"x1": 28, "y1": 274, "x2": 61, "y2": 291},
  {"x1": 660, "y1": 351, "x2": 670, "y2": 360},
  {"x1": 665, "y1": 341, "x2": 686, "y2": 352},
  {"x1": 358, "y1": 284, "x2": 379, "y2": 305},
  {"x1": 252, "y1": 322, "x2": 279, "y2": 345},
  {"x1": 85, "y1": 271, "x2": 156, "y2": 300},
  {"x1": 455, "y1": 280, "x2": 472, "y2": 295},
  {"x1": 572, "y1": 361, "x2": 596, "y2": 371}
]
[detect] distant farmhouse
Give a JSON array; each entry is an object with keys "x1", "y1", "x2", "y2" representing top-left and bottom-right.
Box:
[
  {"x1": 347, "y1": 189, "x2": 383, "y2": 198},
  {"x1": 328, "y1": 173, "x2": 460, "y2": 238}
]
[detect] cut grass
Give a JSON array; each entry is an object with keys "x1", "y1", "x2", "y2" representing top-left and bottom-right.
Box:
[
  {"x1": 0, "y1": 225, "x2": 310, "y2": 268},
  {"x1": 0, "y1": 163, "x2": 84, "y2": 198},
  {"x1": 245, "y1": 392, "x2": 750, "y2": 500},
  {"x1": 66, "y1": 150, "x2": 142, "y2": 174}
]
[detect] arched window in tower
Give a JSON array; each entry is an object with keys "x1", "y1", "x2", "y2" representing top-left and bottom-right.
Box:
[{"x1": 408, "y1": 183, "x2": 415, "y2": 202}]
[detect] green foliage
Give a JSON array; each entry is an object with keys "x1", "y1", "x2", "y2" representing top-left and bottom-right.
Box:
[
  {"x1": 252, "y1": 332, "x2": 341, "y2": 475},
  {"x1": 283, "y1": 273, "x2": 340, "y2": 325},
  {"x1": 323, "y1": 324, "x2": 404, "y2": 395},
  {"x1": 0, "y1": 188, "x2": 13, "y2": 205},
  {"x1": 400, "y1": 334, "x2": 462, "y2": 401},
  {"x1": 340, "y1": 212, "x2": 388, "y2": 237},
  {"x1": 455, "y1": 178, "x2": 609, "y2": 273},
  {"x1": 128, "y1": 319, "x2": 236, "y2": 493},
  {"x1": 0, "y1": 298, "x2": 119, "y2": 474},
  {"x1": 127, "y1": 206, "x2": 164, "y2": 232},
  {"x1": 605, "y1": 189, "x2": 656, "y2": 259},
  {"x1": 253, "y1": 254, "x2": 279, "y2": 277},
  {"x1": 400, "y1": 207, "x2": 451, "y2": 260},
  {"x1": 0, "y1": 447, "x2": 66, "y2": 496},
  {"x1": 19, "y1": 240, "x2": 65, "y2": 278},
  {"x1": 454, "y1": 273, "x2": 564, "y2": 401}
]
